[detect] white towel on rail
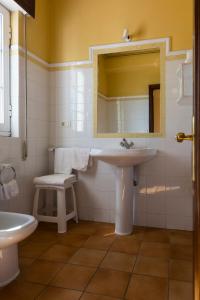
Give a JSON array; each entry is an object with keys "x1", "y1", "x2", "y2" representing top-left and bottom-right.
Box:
[
  {"x1": 54, "y1": 147, "x2": 91, "y2": 175},
  {"x1": 54, "y1": 148, "x2": 73, "y2": 175},
  {"x1": 72, "y1": 147, "x2": 91, "y2": 171}
]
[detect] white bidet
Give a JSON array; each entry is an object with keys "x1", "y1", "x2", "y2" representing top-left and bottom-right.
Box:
[{"x1": 0, "y1": 211, "x2": 38, "y2": 287}]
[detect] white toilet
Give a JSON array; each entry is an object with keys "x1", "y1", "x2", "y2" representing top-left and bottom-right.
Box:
[{"x1": 0, "y1": 211, "x2": 38, "y2": 287}]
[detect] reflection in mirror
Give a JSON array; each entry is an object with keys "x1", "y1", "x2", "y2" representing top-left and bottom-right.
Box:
[
  {"x1": 97, "y1": 49, "x2": 161, "y2": 134},
  {"x1": 149, "y1": 84, "x2": 160, "y2": 133}
]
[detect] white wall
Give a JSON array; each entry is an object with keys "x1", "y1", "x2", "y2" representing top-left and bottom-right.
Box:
[
  {"x1": 50, "y1": 59, "x2": 193, "y2": 230},
  {"x1": 0, "y1": 55, "x2": 49, "y2": 213}
]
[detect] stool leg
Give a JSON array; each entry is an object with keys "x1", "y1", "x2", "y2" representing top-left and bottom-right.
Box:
[
  {"x1": 46, "y1": 190, "x2": 55, "y2": 216},
  {"x1": 57, "y1": 189, "x2": 67, "y2": 233},
  {"x1": 71, "y1": 185, "x2": 78, "y2": 224},
  {"x1": 33, "y1": 188, "x2": 40, "y2": 218}
]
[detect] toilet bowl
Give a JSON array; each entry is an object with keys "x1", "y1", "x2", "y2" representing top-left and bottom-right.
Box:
[{"x1": 0, "y1": 211, "x2": 38, "y2": 287}]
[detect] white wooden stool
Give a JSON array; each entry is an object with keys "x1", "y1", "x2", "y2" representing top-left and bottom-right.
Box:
[{"x1": 33, "y1": 174, "x2": 78, "y2": 233}]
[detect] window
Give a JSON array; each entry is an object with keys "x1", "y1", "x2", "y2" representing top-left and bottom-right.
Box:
[{"x1": 0, "y1": 4, "x2": 10, "y2": 136}]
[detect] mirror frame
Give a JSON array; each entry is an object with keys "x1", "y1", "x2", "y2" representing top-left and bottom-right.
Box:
[{"x1": 93, "y1": 42, "x2": 166, "y2": 138}]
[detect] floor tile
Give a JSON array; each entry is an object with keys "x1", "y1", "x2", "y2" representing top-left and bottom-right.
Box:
[
  {"x1": 29, "y1": 230, "x2": 58, "y2": 243},
  {"x1": 57, "y1": 233, "x2": 90, "y2": 247},
  {"x1": 169, "y1": 260, "x2": 193, "y2": 282},
  {"x1": 129, "y1": 229, "x2": 145, "y2": 241},
  {"x1": 86, "y1": 268, "x2": 130, "y2": 298},
  {"x1": 110, "y1": 236, "x2": 141, "y2": 255},
  {"x1": 143, "y1": 229, "x2": 170, "y2": 243},
  {"x1": 125, "y1": 274, "x2": 168, "y2": 300},
  {"x1": 81, "y1": 293, "x2": 121, "y2": 300},
  {"x1": 139, "y1": 242, "x2": 170, "y2": 258},
  {"x1": 133, "y1": 226, "x2": 146, "y2": 231},
  {"x1": 169, "y1": 230, "x2": 193, "y2": 246},
  {"x1": 24, "y1": 259, "x2": 64, "y2": 285},
  {"x1": 169, "y1": 280, "x2": 193, "y2": 300},
  {"x1": 1, "y1": 222, "x2": 194, "y2": 300},
  {"x1": 40, "y1": 244, "x2": 78, "y2": 263},
  {"x1": 100, "y1": 251, "x2": 136, "y2": 272},
  {"x1": 170, "y1": 245, "x2": 193, "y2": 261},
  {"x1": 36, "y1": 222, "x2": 58, "y2": 232},
  {"x1": 68, "y1": 222, "x2": 97, "y2": 235},
  {"x1": 50, "y1": 264, "x2": 96, "y2": 291},
  {"x1": 84, "y1": 235, "x2": 115, "y2": 250},
  {"x1": 19, "y1": 242, "x2": 50, "y2": 259},
  {"x1": 69, "y1": 248, "x2": 106, "y2": 267},
  {"x1": 94, "y1": 224, "x2": 116, "y2": 237},
  {"x1": 37, "y1": 286, "x2": 82, "y2": 300},
  {"x1": 0, "y1": 281, "x2": 45, "y2": 300},
  {"x1": 133, "y1": 256, "x2": 169, "y2": 278},
  {"x1": 19, "y1": 257, "x2": 35, "y2": 269}
]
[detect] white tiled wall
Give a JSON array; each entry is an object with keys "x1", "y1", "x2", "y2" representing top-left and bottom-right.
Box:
[
  {"x1": 0, "y1": 55, "x2": 49, "y2": 213},
  {"x1": 50, "y1": 59, "x2": 193, "y2": 230},
  {"x1": 0, "y1": 55, "x2": 193, "y2": 231}
]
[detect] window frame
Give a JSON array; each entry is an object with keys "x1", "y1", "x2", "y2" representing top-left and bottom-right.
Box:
[{"x1": 0, "y1": 3, "x2": 10, "y2": 136}]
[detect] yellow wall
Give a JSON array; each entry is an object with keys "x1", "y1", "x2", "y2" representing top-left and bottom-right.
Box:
[
  {"x1": 49, "y1": 0, "x2": 193, "y2": 64},
  {"x1": 99, "y1": 51, "x2": 160, "y2": 97},
  {"x1": 26, "y1": 0, "x2": 50, "y2": 62},
  {"x1": 11, "y1": 0, "x2": 50, "y2": 62},
  {"x1": 12, "y1": 0, "x2": 193, "y2": 64}
]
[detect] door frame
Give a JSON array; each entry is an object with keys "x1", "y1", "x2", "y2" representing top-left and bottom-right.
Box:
[{"x1": 194, "y1": 0, "x2": 200, "y2": 299}]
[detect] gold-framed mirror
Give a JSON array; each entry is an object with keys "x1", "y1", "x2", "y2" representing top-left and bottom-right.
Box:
[{"x1": 93, "y1": 43, "x2": 165, "y2": 138}]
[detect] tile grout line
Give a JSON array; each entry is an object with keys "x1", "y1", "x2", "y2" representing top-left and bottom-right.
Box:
[
  {"x1": 79, "y1": 231, "x2": 118, "y2": 298},
  {"x1": 80, "y1": 231, "x2": 143, "y2": 299},
  {"x1": 122, "y1": 264, "x2": 136, "y2": 299},
  {"x1": 167, "y1": 259, "x2": 170, "y2": 300},
  {"x1": 121, "y1": 236, "x2": 143, "y2": 299}
]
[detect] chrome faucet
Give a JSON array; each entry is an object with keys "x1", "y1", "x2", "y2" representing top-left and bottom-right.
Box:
[{"x1": 120, "y1": 138, "x2": 134, "y2": 149}]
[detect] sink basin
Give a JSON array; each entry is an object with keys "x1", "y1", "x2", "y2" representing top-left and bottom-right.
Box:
[
  {"x1": 91, "y1": 147, "x2": 157, "y2": 235},
  {"x1": 91, "y1": 148, "x2": 157, "y2": 167}
]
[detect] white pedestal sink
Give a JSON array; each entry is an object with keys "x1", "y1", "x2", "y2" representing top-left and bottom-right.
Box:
[{"x1": 91, "y1": 148, "x2": 157, "y2": 235}]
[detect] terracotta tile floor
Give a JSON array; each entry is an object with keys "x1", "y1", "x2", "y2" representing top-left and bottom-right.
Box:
[{"x1": 0, "y1": 221, "x2": 194, "y2": 300}]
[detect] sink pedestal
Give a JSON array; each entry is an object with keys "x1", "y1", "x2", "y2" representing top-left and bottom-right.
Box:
[
  {"x1": 115, "y1": 167, "x2": 134, "y2": 235},
  {"x1": 90, "y1": 148, "x2": 157, "y2": 236}
]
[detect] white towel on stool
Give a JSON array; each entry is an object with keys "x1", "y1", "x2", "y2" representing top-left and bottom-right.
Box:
[
  {"x1": 3, "y1": 179, "x2": 19, "y2": 200},
  {"x1": 54, "y1": 147, "x2": 91, "y2": 174}
]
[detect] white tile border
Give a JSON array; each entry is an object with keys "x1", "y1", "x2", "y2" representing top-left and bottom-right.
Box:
[
  {"x1": 11, "y1": 37, "x2": 191, "y2": 69},
  {"x1": 98, "y1": 92, "x2": 149, "y2": 101},
  {"x1": 11, "y1": 45, "x2": 49, "y2": 67}
]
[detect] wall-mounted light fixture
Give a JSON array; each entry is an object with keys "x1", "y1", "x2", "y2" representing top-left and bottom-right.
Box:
[{"x1": 122, "y1": 28, "x2": 132, "y2": 42}]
